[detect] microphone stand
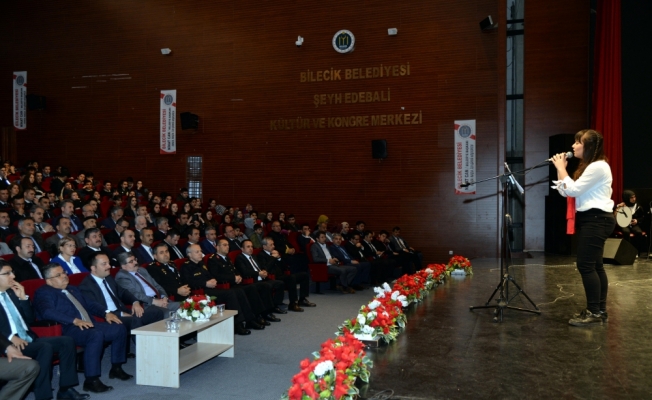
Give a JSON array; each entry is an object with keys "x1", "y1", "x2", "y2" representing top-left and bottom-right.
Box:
[{"x1": 465, "y1": 163, "x2": 542, "y2": 322}]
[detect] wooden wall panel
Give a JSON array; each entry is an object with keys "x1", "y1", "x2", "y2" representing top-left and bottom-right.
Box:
[
  {"x1": 524, "y1": 1, "x2": 590, "y2": 251},
  {"x1": 0, "y1": 0, "x2": 505, "y2": 262}
]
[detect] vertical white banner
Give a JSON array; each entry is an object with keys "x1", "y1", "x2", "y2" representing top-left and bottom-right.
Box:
[
  {"x1": 160, "y1": 90, "x2": 177, "y2": 154},
  {"x1": 13, "y1": 72, "x2": 27, "y2": 130},
  {"x1": 454, "y1": 120, "x2": 476, "y2": 194}
]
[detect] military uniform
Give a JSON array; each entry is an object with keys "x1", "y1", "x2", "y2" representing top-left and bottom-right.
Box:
[{"x1": 146, "y1": 261, "x2": 189, "y2": 302}]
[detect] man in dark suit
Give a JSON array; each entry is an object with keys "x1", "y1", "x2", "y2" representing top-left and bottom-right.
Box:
[
  {"x1": 77, "y1": 228, "x2": 115, "y2": 269},
  {"x1": 79, "y1": 252, "x2": 165, "y2": 355},
  {"x1": 388, "y1": 227, "x2": 422, "y2": 273},
  {"x1": 0, "y1": 261, "x2": 88, "y2": 400},
  {"x1": 9, "y1": 196, "x2": 28, "y2": 224},
  {"x1": 0, "y1": 334, "x2": 40, "y2": 400},
  {"x1": 257, "y1": 236, "x2": 315, "y2": 311},
  {"x1": 180, "y1": 227, "x2": 201, "y2": 255},
  {"x1": 111, "y1": 228, "x2": 137, "y2": 260},
  {"x1": 330, "y1": 233, "x2": 370, "y2": 290},
  {"x1": 132, "y1": 227, "x2": 155, "y2": 265},
  {"x1": 200, "y1": 227, "x2": 218, "y2": 255},
  {"x1": 15, "y1": 217, "x2": 47, "y2": 254},
  {"x1": 311, "y1": 232, "x2": 357, "y2": 293},
  {"x1": 103, "y1": 217, "x2": 130, "y2": 246},
  {"x1": 52, "y1": 200, "x2": 83, "y2": 233},
  {"x1": 180, "y1": 244, "x2": 259, "y2": 335},
  {"x1": 9, "y1": 237, "x2": 45, "y2": 282},
  {"x1": 296, "y1": 223, "x2": 315, "y2": 253},
  {"x1": 153, "y1": 217, "x2": 169, "y2": 242},
  {"x1": 100, "y1": 206, "x2": 123, "y2": 230},
  {"x1": 267, "y1": 221, "x2": 309, "y2": 274},
  {"x1": 360, "y1": 230, "x2": 398, "y2": 283},
  {"x1": 224, "y1": 225, "x2": 242, "y2": 252},
  {"x1": 33, "y1": 263, "x2": 131, "y2": 393},
  {"x1": 0, "y1": 187, "x2": 10, "y2": 209},
  {"x1": 234, "y1": 240, "x2": 285, "y2": 320},
  {"x1": 0, "y1": 210, "x2": 14, "y2": 242},
  {"x1": 163, "y1": 228, "x2": 185, "y2": 261}
]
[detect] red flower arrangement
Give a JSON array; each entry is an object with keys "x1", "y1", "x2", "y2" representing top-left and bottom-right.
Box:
[
  {"x1": 446, "y1": 255, "x2": 473, "y2": 275},
  {"x1": 177, "y1": 295, "x2": 217, "y2": 321}
]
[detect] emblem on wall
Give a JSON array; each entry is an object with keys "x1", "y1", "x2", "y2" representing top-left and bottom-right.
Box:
[{"x1": 332, "y1": 30, "x2": 355, "y2": 53}]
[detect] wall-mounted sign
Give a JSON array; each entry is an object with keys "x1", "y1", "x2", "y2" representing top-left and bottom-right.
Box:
[
  {"x1": 13, "y1": 72, "x2": 27, "y2": 130},
  {"x1": 332, "y1": 30, "x2": 355, "y2": 54},
  {"x1": 160, "y1": 90, "x2": 177, "y2": 154}
]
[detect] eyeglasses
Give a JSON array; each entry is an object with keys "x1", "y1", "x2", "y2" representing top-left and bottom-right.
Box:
[
  {"x1": 46, "y1": 272, "x2": 68, "y2": 279},
  {"x1": 0, "y1": 270, "x2": 14, "y2": 276}
]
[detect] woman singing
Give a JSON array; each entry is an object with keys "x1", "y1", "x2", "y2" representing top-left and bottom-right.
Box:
[{"x1": 551, "y1": 129, "x2": 615, "y2": 326}]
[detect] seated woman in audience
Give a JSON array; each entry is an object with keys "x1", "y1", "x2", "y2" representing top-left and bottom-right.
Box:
[
  {"x1": 70, "y1": 191, "x2": 83, "y2": 209},
  {"x1": 278, "y1": 211, "x2": 286, "y2": 224},
  {"x1": 182, "y1": 202, "x2": 192, "y2": 215},
  {"x1": 261, "y1": 211, "x2": 274, "y2": 227},
  {"x1": 91, "y1": 190, "x2": 102, "y2": 202},
  {"x1": 123, "y1": 196, "x2": 139, "y2": 218},
  {"x1": 315, "y1": 214, "x2": 329, "y2": 231},
  {"x1": 232, "y1": 210, "x2": 244, "y2": 225},
  {"x1": 244, "y1": 217, "x2": 256, "y2": 238},
  {"x1": 8, "y1": 182, "x2": 22, "y2": 200},
  {"x1": 51, "y1": 237, "x2": 88, "y2": 274},
  {"x1": 219, "y1": 213, "x2": 233, "y2": 234},
  {"x1": 149, "y1": 203, "x2": 162, "y2": 221},
  {"x1": 203, "y1": 209, "x2": 217, "y2": 229},
  {"x1": 167, "y1": 202, "x2": 180, "y2": 220},
  {"x1": 19, "y1": 173, "x2": 36, "y2": 192},
  {"x1": 615, "y1": 189, "x2": 648, "y2": 255}
]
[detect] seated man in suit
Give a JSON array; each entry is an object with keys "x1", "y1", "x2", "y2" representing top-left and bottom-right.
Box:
[
  {"x1": 0, "y1": 187, "x2": 10, "y2": 209},
  {"x1": 153, "y1": 217, "x2": 169, "y2": 242},
  {"x1": 223, "y1": 225, "x2": 242, "y2": 252},
  {"x1": 360, "y1": 230, "x2": 399, "y2": 283},
  {"x1": 100, "y1": 207, "x2": 123, "y2": 230},
  {"x1": 354, "y1": 221, "x2": 366, "y2": 239},
  {"x1": 284, "y1": 214, "x2": 300, "y2": 232},
  {"x1": 133, "y1": 216, "x2": 147, "y2": 244},
  {"x1": 311, "y1": 231, "x2": 357, "y2": 294},
  {"x1": 132, "y1": 227, "x2": 155, "y2": 265},
  {"x1": 180, "y1": 244, "x2": 262, "y2": 335},
  {"x1": 163, "y1": 228, "x2": 185, "y2": 260},
  {"x1": 268, "y1": 221, "x2": 309, "y2": 274},
  {"x1": 9, "y1": 196, "x2": 27, "y2": 224},
  {"x1": 33, "y1": 263, "x2": 131, "y2": 393},
  {"x1": 103, "y1": 217, "x2": 130, "y2": 246},
  {"x1": 9, "y1": 237, "x2": 45, "y2": 282},
  {"x1": 329, "y1": 233, "x2": 371, "y2": 290},
  {"x1": 311, "y1": 222, "x2": 333, "y2": 242},
  {"x1": 45, "y1": 216, "x2": 84, "y2": 258},
  {"x1": 77, "y1": 228, "x2": 114, "y2": 269},
  {"x1": 258, "y1": 236, "x2": 315, "y2": 311},
  {"x1": 112, "y1": 228, "x2": 137, "y2": 259},
  {"x1": 80, "y1": 252, "x2": 165, "y2": 355},
  {"x1": 0, "y1": 210, "x2": 13, "y2": 242},
  {"x1": 296, "y1": 223, "x2": 315, "y2": 253},
  {"x1": 180, "y1": 226, "x2": 201, "y2": 255},
  {"x1": 200, "y1": 227, "x2": 218, "y2": 255},
  {"x1": 0, "y1": 334, "x2": 40, "y2": 400},
  {"x1": 234, "y1": 240, "x2": 285, "y2": 321},
  {"x1": 389, "y1": 227, "x2": 422, "y2": 273},
  {"x1": 29, "y1": 205, "x2": 54, "y2": 234},
  {"x1": 0, "y1": 260, "x2": 89, "y2": 400},
  {"x1": 114, "y1": 248, "x2": 181, "y2": 311},
  {"x1": 52, "y1": 200, "x2": 83, "y2": 233},
  {"x1": 38, "y1": 196, "x2": 54, "y2": 221},
  {"x1": 15, "y1": 217, "x2": 47, "y2": 254}
]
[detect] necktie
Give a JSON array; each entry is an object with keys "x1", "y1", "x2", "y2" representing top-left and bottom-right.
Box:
[
  {"x1": 102, "y1": 280, "x2": 120, "y2": 312},
  {"x1": 28, "y1": 259, "x2": 43, "y2": 279},
  {"x1": 62, "y1": 289, "x2": 93, "y2": 324},
  {"x1": 69, "y1": 218, "x2": 78, "y2": 231},
  {"x1": 338, "y1": 246, "x2": 350, "y2": 261},
  {"x1": 249, "y1": 256, "x2": 260, "y2": 271},
  {"x1": 1, "y1": 292, "x2": 32, "y2": 342},
  {"x1": 30, "y1": 237, "x2": 41, "y2": 253},
  {"x1": 135, "y1": 272, "x2": 160, "y2": 298},
  {"x1": 172, "y1": 245, "x2": 183, "y2": 259},
  {"x1": 35, "y1": 223, "x2": 43, "y2": 232},
  {"x1": 232, "y1": 239, "x2": 241, "y2": 249},
  {"x1": 398, "y1": 238, "x2": 406, "y2": 249}
]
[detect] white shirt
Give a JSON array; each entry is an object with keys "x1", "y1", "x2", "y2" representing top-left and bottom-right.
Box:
[
  {"x1": 61, "y1": 255, "x2": 82, "y2": 274},
  {"x1": 91, "y1": 274, "x2": 117, "y2": 312},
  {"x1": 318, "y1": 243, "x2": 336, "y2": 266},
  {"x1": 129, "y1": 271, "x2": 157, "y2": 297},
  {"x1": 552, "y1": 160, "x2": 614, "y2": 212},
  {"x1": 0, "y1": 291, "x2": 29, "y2": 341}
]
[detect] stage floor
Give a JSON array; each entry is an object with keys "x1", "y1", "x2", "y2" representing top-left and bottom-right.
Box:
[{"x1": 361, "y1": 253, "x2": 652, "y2": 400}]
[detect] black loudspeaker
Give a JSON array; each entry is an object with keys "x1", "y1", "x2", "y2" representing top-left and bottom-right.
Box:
[
  {"x1": 480, "y1": 16, "x2": 497, "y2": 31},
  {"x1": 603, "y1": 238, "x2": 638, "y2": 265},
  {"x1": 372, "y1": 139, "x2": 387, "y2": 159},
  {"x1": 26, "y1": 94, "x2": 46, "y2": 110},
  {"x1": 180, "y1": 112, "x2": 199, "y2": 130}
]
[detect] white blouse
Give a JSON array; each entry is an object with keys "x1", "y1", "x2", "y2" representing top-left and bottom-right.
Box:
[{"x1": 552, "y1": 160, "x2": 614, "y2": 212}]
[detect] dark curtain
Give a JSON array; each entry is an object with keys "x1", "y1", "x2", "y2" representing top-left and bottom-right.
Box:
[{"x1": 591, "y1": 0, "x2": 622, "y2": 201}]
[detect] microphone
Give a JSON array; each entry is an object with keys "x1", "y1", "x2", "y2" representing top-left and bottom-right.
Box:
[{"x1": 547, "y1": 152, "x2": 573, "y2": 162}]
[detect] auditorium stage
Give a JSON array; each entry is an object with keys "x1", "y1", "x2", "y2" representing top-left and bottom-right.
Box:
[{"x1": 360, "y1": 254, "x2": 652, "y2": 400}]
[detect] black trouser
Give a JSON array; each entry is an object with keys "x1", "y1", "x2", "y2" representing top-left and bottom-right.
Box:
[
  {"x1": 575, "y1": 209, "x2": 616, "y2": 314},
  {"x1": 275, "y1": 272, "x2": 310, "y2": 302},
  {"x1": 205, "y1": 287, "x2": 255, "y2": 324},
  {"x1": 23, "y1": 336, "x2": 78, "y2": 400}
]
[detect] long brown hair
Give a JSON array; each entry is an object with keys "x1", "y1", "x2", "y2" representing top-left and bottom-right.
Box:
[{"x1": 573, "y1": 129, "x2": 608, "y2": 179}]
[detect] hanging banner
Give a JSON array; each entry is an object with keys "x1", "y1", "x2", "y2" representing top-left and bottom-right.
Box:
[
  {"x1": 160, "y1": 90, "x2": 177, "y2": 154},
  {"x1": 13, "y1": 72, "x2": 27, "y2": 130},
  {"x1": 454, "y1": 119, "x2": 476, "y2": 194}
]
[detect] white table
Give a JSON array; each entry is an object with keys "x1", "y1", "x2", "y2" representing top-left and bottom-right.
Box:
[{"x1": 131, "y1": 310, "x2": 237, "y2": 388}]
